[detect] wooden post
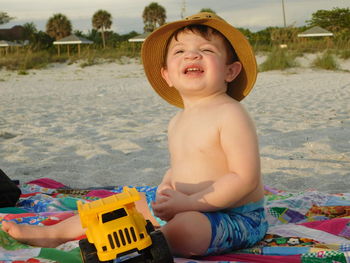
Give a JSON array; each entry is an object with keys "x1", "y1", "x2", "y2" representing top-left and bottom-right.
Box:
[
  {"x1": 78, "y1": 44, "x2": 81, "y2": 56},
  {"x1": 57, "y1": 45, "x2": 60, "y2": 56},
  {"x1": 67, "y1": 45, "x2": 70, "y2": 56},
  {"x1": 326, "y1": 37, "x2": 333, "y2": 49}
]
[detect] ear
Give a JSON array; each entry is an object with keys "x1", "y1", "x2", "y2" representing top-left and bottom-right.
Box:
[
  {"x1": 161, "y1": 67, "x2": 173, "y2": 87},
  {"x1": 225, "y1": 61, "x2": 242, "y2": 83}
]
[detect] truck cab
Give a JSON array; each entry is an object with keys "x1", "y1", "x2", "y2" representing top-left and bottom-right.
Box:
[{"x1": 78, "y1": 187, "x2": 173, "y2": 263}]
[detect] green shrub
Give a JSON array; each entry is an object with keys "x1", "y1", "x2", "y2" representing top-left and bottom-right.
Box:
[
  {"x1": 312, "y1": 51, "x2": 339, "y2": 70},
  {"x1": 17, "y1": 70, "x2": 29, "y2": 75},
  {"x1": 259, "y1": 48, "x2": 298, "y2": 71},
  {"x1": 80, "y1": 57, "x2": 100, "y2": 68},
  {"x1": 339, "y1": 50, "x2": 350, "y2": 60},
  {"x1": 0, "y1": 51, "x2": 52, "y2": 70},
  {"x1": 21, "y1": 51, "x2": 51, "y2": 70}
]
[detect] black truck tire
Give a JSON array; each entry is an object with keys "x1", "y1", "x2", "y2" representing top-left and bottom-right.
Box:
[
  {"x1": 148, "y1": 230, "x2": 173, "y2": 263},
  {"x1": 79, "y1": 238, "x2": 113, "y2": 263}
]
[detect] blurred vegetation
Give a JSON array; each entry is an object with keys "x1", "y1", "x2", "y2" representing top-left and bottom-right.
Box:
[
  {"x1": 259, "y1": 48, "x2": 299, "y2": 72},
  {"x1": 0, "y1": 7, "x2": 349, "y2": 71},
  {"x1": 311, "y1": 51, "x2": 339, "y2": 70},
  {"x1": 338, "y1": 49, "x2": 350, "y2": 60},
  {"x1": 0, "y1": 29, "x2": 348, "y2": 71},
  {"x1": 0, "y1": 43, "x2": 142, "y2": 71}
]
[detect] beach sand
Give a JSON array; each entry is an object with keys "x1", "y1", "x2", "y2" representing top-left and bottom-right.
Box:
[{"x1": 0, "y1": 55, "x2": 349, "y2": 193}]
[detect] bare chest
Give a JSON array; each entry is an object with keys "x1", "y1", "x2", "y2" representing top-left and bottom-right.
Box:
[{"x1": 168, "y1": 115, "x2": 221, "y2": 157}]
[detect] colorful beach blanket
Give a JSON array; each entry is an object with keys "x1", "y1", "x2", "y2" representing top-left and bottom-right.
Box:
[{"x1": 1, "y1": 178, "x2": 350, "y2": 263}]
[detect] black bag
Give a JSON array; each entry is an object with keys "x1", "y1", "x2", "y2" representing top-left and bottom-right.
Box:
[{"x1": 0, "y1": 169, "x2": 21, "y2": 208}]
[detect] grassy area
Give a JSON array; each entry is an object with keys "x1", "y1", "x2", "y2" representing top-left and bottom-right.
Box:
[
  {"x1": 259, "y1": 48, "x2": 299, "y2": 71},
  {"x1": 0, "y1": 40, "x2": 348, "y2": 72},
  {"x1": 338, "y1": 49, "x2": 350, "y2": 60},
  {"x1": 311, "y1": 51, "x2": 339, "y2": 70},
  {"x1": 1, "y1": 50, "x2": 67, "y2": 71},
  {"x1": 0, "y1": 41, "x2": 142, "y2": 71}
]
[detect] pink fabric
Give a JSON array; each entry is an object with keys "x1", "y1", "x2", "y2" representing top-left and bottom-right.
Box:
[
  {"x1": 204, "y1": 253, "x2": 301, "y2": 263},
  {"x1": 86, "y1": 190, "x2": 115, "y2": 198},
  {"x1": 27, "y1": 178, "x2": 67, "y2": 188},
  {"x1": 300, "y1": 218, "x2": 350, "y2": 236}
]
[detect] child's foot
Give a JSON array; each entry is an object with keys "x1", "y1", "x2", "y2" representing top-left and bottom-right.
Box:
[{"x1": 2, "y1": 221, "x2": 65, "y2": 248}]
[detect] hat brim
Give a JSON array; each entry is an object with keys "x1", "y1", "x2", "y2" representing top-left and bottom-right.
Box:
[{"x1": 142, "y1": 14, "x2": 257, "y2": 108}]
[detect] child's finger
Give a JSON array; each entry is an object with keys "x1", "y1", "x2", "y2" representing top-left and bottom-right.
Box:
[
  {"x1": 156, "y1": 194, "x2": 170, "y2": 204},
  {"x1": 160, "y1": 188, "x2": 174, "y2": 196}
]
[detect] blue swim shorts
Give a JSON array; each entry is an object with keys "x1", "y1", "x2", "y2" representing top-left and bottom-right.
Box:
[{"x1": 203, "y1": 199, "x2": 268, "y2": 255}]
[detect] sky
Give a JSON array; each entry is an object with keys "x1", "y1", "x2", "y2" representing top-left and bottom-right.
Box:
[{"x1": 1, "y1": 0, "x2": 349, "y2": 34}]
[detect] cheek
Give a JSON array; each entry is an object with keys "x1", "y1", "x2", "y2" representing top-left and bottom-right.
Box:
[
  {"x1": 210, "y1": 60, "x2": 226, "y2": 76},
  {"x1": 166, "y1": 61, "x2": 180, "y2": 78},
  {"x1": 167, "y1": 58, "x2": 179, "y2": 71}
]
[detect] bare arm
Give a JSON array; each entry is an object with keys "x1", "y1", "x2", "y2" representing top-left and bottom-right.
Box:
[
  {"x1": 188, "y1": 104, "x2": 261, "y2": 211},
  {"x1": 157, "y1": 168, "x2": 173, "y2": 193}
]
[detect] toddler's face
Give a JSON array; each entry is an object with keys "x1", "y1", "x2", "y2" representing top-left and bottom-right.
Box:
[{"x1": 161, "y1": 30, "x2": 240, "y2": 97}]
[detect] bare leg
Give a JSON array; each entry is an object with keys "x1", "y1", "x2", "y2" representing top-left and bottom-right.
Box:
[
  {"x1": 2, "y1": 214, "x2": 84, "y2": 248},
  {"x1": 1, "y1": 193, "x2": 158, "y2": 248},
  {"x1": 161, "y1": 211, "x2": 211, "y2": 257}
]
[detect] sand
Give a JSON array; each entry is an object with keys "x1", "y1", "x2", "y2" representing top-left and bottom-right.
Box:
[{"x1": 0, "y1": 55, "x2": 349, "y2": 193}]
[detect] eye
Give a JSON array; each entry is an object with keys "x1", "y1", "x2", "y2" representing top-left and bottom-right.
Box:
[
  {"x1": 174, "y1": 49, "x2": 184, "y2": 55},
  {"x1": 201, "y1": 48, "x2": 214, "y2": 53}
]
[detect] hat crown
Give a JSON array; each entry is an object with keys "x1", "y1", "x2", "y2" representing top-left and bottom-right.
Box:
[{"x1": 185, "y1": 12, "x2": 222, "y2": 21}]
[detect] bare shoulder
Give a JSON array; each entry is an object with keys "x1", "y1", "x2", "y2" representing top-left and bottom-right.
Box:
[
  {"x1": 214, "y1": 100, "x2": 258, "y2": 148},
  {"x1": 217, "y1": 100, "x2": 254, "y2": 126}
]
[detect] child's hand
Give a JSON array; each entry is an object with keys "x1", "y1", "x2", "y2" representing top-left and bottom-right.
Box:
[
  {"x1": 155, "y1": 184, "x2": 172, "y2": 203},
  {"x1": 152, "y1": 189, "x2": 190, "y2": 221}
]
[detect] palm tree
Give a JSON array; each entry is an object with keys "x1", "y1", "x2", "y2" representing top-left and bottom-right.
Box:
[
  {"x1": 46, "y1": 13, "x2": 72, "y2": 40},
  {"x1": 142, "y1": 2, "x2": 166, "y2": 32},
  {"x1": 23, "y1": 22, "x2": 37, "y2": 39},
  {"x1": 92, "y1": 10, "x2": 112, "y2": 49},
  {"x1": 0, "y1": 11, "x2": 14, "y2": 25},
  {"x1": 22, "y1": 22, "x2": 38, "y2": 48}
]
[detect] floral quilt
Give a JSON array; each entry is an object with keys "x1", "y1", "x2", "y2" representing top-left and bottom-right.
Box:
[{"x1": 1, "y1": 178, "x2": 350, "y2": 263}]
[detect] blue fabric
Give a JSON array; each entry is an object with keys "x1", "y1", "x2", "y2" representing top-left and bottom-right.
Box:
[
  {"x1": 204, "y1": 199, "x2": 268, "y2": 255},
  {"x1": 142, "y1": 186, "x2": 168, "y2": 226}
]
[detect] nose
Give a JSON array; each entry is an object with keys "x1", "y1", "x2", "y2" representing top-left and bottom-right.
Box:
[{"x1": 184, "y1": 50, "x2": 201, "y2": 60}]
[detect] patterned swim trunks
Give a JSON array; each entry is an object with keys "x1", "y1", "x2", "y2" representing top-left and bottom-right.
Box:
[{"x1": 203, "y1": 199, "x2": 268, "y2": 255}]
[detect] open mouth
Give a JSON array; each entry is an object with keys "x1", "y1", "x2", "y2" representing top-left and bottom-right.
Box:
[{"x1": 184, "y1": 66, "x2": 204, "y2": 74}]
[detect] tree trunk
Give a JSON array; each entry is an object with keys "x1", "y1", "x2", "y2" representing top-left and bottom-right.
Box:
[{"x1": 101, "y1": 27, "x2": 106, "y2": 49}]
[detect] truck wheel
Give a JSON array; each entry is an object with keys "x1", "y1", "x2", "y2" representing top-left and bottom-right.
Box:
[
  {"x1": 79, "y1": 238, "x2": 102, "y2": 263},
  {"x1": 146, "y1": 220, "x2": 155, "y2": 234},
  {"x1": 148, "y1": 230, "x2": 173, "y2": 263}
]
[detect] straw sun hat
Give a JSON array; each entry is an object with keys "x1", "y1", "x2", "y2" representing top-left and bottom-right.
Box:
[{"x1": 141, "y1": 12, "x2": 257, "y2": 108}]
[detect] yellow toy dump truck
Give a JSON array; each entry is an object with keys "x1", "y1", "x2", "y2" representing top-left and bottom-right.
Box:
[{"x1": 77, "y1": 187, "x2": 173, "y2": 263}]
